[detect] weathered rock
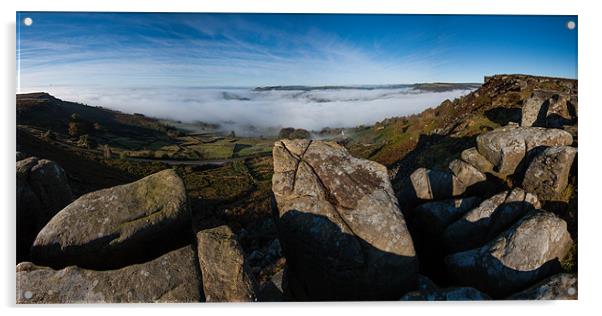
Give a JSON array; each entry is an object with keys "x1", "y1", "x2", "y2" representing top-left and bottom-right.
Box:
[
  {"x1": 17, "y1": 157, "x2": 73, "y2": 262},
  {"x1": 400, "y1": 286, "x2": 490, "y2": 301},
  {"x1": 407, "y1": 167, "x2": 466, "y2": 200},
  {"x1": 259, "y1": 269, "x2": 287, "y2": 302},
  {"x1": 508, "y1": 273, "x2": 577, "y2": 300},
  {"x1": 522, "y1": 146, "x2": 577, "y2": 202},
  {"x1": 521, "y1": 90, "x2": 555, "y2": 127},
  {"x1": 448, "y1": 159, "x2": 487, "y2": 190},
  {"x1": 412, "y1": 197, "x2": 482, "y2": 236},
  {"x1": 476, "y1": 126, "x2": 573, "y2": 176},
  {"x1": 460, "y1": 147, "x2": 494, "y2": 174},
  {"x1": 272, "y1": 140, "x2": 417, "y2": 300},
  {"x1": 31, "y1": 169, "x2": 190, "y2": 269},
  {"x1": 546, "y1": 94, "x2": 575, "y2": 128},
  {"x1": 445, "y1": 210, "x2": 573, "y2": 298},
  {"x1": 196, "y1": 225, "x2": 257, "y2": 302},
  {"x1": 16, "y1": 151, "x2": 28, "y2": 161},
  {"x1": 16, "y1": 246, "x2": 202, "y2": 303},
  {"x1": 443, "y1": 188, "x2": 541, "y2": 253}
]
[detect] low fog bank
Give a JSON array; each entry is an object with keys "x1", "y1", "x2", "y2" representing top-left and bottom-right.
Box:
[{"x1": 24, "y1": 85, "x2": 475, "y2": 136}]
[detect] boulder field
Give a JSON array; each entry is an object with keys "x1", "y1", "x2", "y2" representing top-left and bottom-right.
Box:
[{"x1": 16, "y1": 75, "x2": 578, "y2": 302}]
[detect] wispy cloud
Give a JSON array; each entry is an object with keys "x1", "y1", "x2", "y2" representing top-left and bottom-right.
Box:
[{"x1": 17, "y1": 13, "x2": 447, "y2": 90}]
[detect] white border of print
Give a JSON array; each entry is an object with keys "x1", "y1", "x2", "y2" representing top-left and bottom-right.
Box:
[{"x1": 1, "y1": 0, "x2": 599, "y2": 315}]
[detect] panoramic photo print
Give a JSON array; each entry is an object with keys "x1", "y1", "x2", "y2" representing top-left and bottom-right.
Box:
[{"x1": 15, "y1": 13, "x2": 578, "y2": 302}]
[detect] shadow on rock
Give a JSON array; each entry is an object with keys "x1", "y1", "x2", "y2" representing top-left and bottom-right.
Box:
[
  {"x1": 277, "y1": 210, "x2": 418, "y2": 301},
  {"x1": 485, "y1": 107, "x2": 522, "y2": 126}
]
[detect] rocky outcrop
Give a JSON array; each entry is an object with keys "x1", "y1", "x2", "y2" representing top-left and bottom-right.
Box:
[
  {"x1": 445, "y1": 210, "x2": 573, "y2": 298},
  {"x1": 31, "y1": 169, "x2": 190, "y2": 269},
  {"x1": 508, "y1": 273, "x2": 577, "y2": 300},
  {"x1": 196, "y1": 225, "x2": 257, "y2": 302},
  {"x1": 408, "y1": 168, "x2": 457, "y2": 200},
  {"x1": 399, "y1": 274, "x2": 489, "y2": 300},
  {"x1": 17, "y1": 246, "x2": 202, "y2": 303},
  {"x1": 522, "y1": 146, "x2": 577, "y2": 202},
  {"x1": 448, "y1": 159, "x2": 487, "y2": 191},
  {"x1": 546, "y1": 94, "x2": 577, "y2": 128},
  {"x1": 476, "y1": 126, "x2": 573, "y2": 176},
  {"x1": 460, "y1": 147, "x2": 494, "y2": 174},
  {"x1": 412, "y1": 197, "x2": 482, "y2": 236},
  {"x1": 400, "y1": 286, "x2": 490, "y2": 301},
  {"x1": 443, "y1": 189, "x2": 540, "y2": 253},
  {"x1": 402, "y1": 167, "x2": 472, "y2": 203},
  {"x1": 398, "y1": 159, "x2": 487, "y2": 205},
  {"x1": 272, "y1": 139, "x2": 417, "y2": 300},
  {"x1": 17, "y1": 157, "x2": 73, "y2": 262},
  {"x1": 521, "y1": 90, "x2": 577, "y2": 128},
  {"x1": 521, "y1": 90, "x2": 556, "y2": 127}
]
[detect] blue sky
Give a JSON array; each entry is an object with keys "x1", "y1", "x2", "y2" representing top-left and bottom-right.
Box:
[{"x1": 17, "y1": 13, "x2": 577, "y2": 89}]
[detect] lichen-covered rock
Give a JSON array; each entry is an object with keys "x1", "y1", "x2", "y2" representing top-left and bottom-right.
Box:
[
  {"x1": 508, "y1": 273, "x2": 577, "y2": 300},
  {"x1": 16, "y1": 246, "x2": 202, "y2": 303},
  {"x1": 412, "y1": 197, "x2": 482, "y2": 236},
  {"x1": 460, "y1": 147, "x2": 500, "y2": 178},
  {"x1": 521, "y1": 90, "x2": 556, "y2": 127},
  {"x1": 17, "y1": 157, "x2": 73, "y2": 262},
  {"x1": 522, "y1": 146, "x2": 577, "y2": 202},
  {"x1": 445, "y1": 210, "x2": 573, "y2": 298},
  {"x1": 272, "y1": 140, "x2": 417, "y2": 300},
  {"x1": 400, "y1": 286, "x2": 490, "y2": 301},
  {"x1": 448, "y1": 159, "x2": 487, "y2": 191},
  {"x1": 407, "y1": 167, "x2": 469, "y2": 200},
  {"x1": 546, "y1": 94, "x2": 576, "y2": 128},
  {"x1": 476, "y1": 126, "x2": 573, "y2": 176},
  {"x1": 31, "y1": 169, "x2": 190, "y2": 269},
  {"x1": 196, "y1": 225, "x2": 257, "y2": 302},
  {"x1": 443, "y1": 188, "x2": 541, "y2": 253}
]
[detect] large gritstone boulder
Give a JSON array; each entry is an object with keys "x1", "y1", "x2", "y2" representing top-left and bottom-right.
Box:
[
  {"x1": 521, "y1": 90, "x2": 556, "y2": 127},
  {"x1": 16, "y1": 246, "x2": 202, "y2": 303},
  {"x1": 31, "y1": 169, "x2": 190, "y2": 269},
  {"x1": 508, "y1": 273, "x2": 577, "y2": 300},
  {"x1": 17, "y1": 157, "x2": 73, "y2": 262},
  {"x1": 196, "y1": 225, "x2": 258, "y2": 302},
  {"x1": 522, "y1": 146, "x2": 577, "y2": 202},
  {"x1": 476, "y1": 126, "x2": 573, "y2": 176},
  {"x1": 445, "y1": 210, "x2": 573, "y2": 298},
  {"x1": 443, "y1": 188, "x2": 540, "y2": 253},
  {"x1": 272, "y1": 140, "x2": 417, "y2": 300}
]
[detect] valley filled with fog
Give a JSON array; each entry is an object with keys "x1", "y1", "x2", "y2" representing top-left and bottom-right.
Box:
[{"x1": 23, "y1": 85, "x2": 477, "y2": 136}]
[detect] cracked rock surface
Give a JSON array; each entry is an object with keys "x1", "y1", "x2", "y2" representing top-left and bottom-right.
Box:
[{"x1": 272, "y1": 139, "x2": 417, "y2": 300}]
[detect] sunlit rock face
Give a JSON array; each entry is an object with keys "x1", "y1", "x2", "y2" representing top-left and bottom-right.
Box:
[
  {"x1": 272, "y1": 139, "x2": 417, "y2": 300},
  {"x1": 445, "y1": 210, "x2": 573, "y2": 298},
  {"x1": 16, "y1": 246, "x2": 202, "y2": 303},
  {"x1": 31, "y1": 169, "x2": 190, "y2": 270}
]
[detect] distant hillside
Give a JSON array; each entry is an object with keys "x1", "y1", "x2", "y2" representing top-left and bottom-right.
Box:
[
  {"x1": 254, "y1": 82, "x2": 480, "y2": 92},
  {"x1": 17, "y1": 92, "x2": 173, "y2": 138}
]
